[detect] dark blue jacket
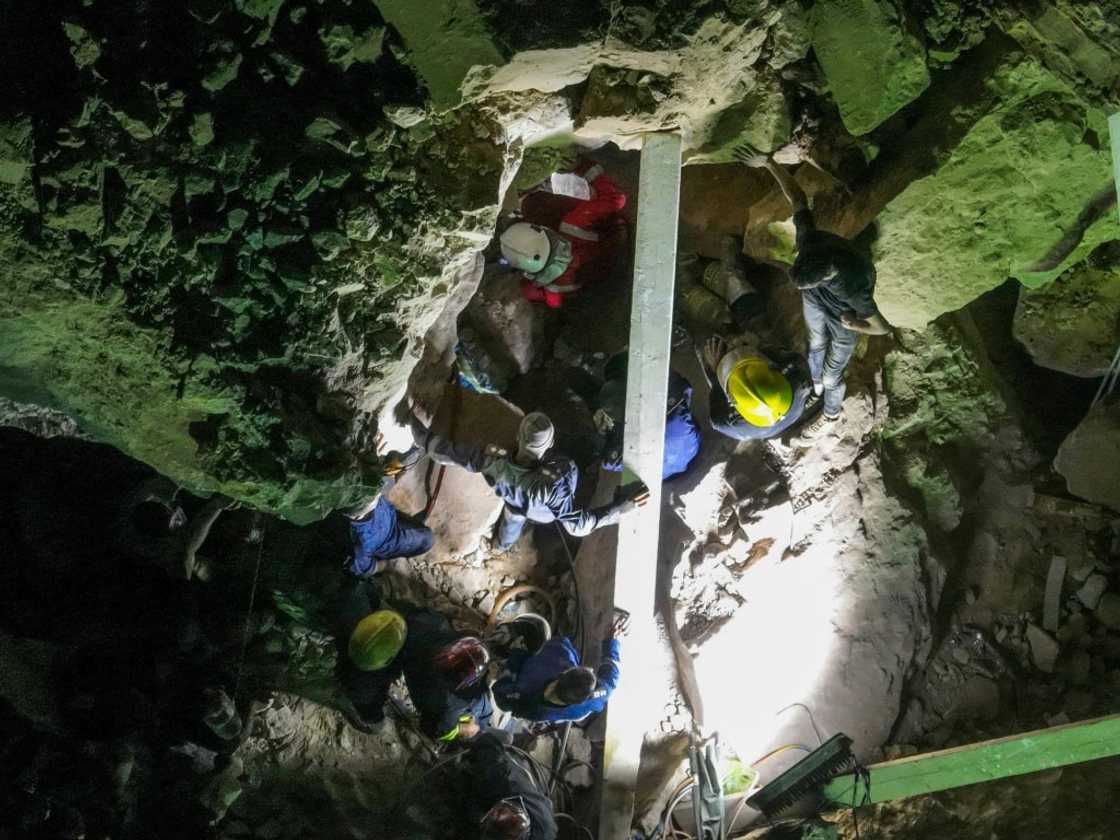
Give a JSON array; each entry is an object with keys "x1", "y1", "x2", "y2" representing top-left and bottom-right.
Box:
[{"x1": 493, "y1": 637, "x2": 620, "y2": 723}]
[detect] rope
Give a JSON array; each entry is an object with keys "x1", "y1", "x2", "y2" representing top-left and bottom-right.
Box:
[
  {"x1": 232, "y1": 516, "x2": 265, "y2": 705},
  {"x1": 1092, "y1": 341, "x2": 1120, "y2": 407},
  {"x1": 420, "y1": 366, "x2": 462, "y2": 522}
]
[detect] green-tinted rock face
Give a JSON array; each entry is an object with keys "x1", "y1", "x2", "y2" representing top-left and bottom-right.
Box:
[
  {"x1": 373, "y1": 0, "x2": 504, "y2": 109},
  {"x1": 1014, "y1": 256, "x2": 1120, "y2": 378},
  {"x1": 1, "y1": 4, "x2": 506, "y2": 522},
  {"x1": 873, "y1": 58, "x2": 1119, "y2": 329},
  {"x1": 811, "y1": 0, "x2": 930, "y2": 136}
]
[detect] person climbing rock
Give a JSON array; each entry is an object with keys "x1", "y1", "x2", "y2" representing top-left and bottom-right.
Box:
[
  {"x1": 698, "y1": 335, "x2": 814, "y2": 442},
  {"x1": 745, "y1": 151, "x2": 890, "y2": 440},
  {"x1": 571, "y1": 350, "x2": 701, "y2": 480},
  {"x1": 400, "y1": 606, "x2": 492, "y2": 743},
  {"x1": 677, "y1": 235, "x2": 765, "y2": 332},
  {"x1": 409, "y1": 409, "x2": 648, "y2": 553},
  {"x1": 342, "y1": 436, "x2": 432, "y2": 576},
  {"x1": 492, "y1": 609, "x2": 628, "y2": 724},
  {"x1": 500, "y1": 159, "x2": 627, "y2": 309},
  {"x1": 334, "y1": 579, "x2": 408, "y2": 733},
  {"x1": 466, "y1": 730, "x2": 558, "y2": 840}
]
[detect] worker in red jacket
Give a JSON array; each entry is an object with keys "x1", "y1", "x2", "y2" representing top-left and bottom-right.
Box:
[{"x1": 499, "y1": 160, "x2": 627, "y2": 308}]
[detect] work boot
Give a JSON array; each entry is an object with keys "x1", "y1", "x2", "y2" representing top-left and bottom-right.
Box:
[
  {"x1": 480, "y1": 535, "x2": 512, "y2": 557},
  {"x1": 795, "y1": 411, "x2": 840, "y2": 445}
]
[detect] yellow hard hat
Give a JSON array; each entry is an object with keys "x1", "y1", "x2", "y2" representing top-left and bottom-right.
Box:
[
  {"x1": 726, "y1": 357, "x2": 793, "y2": 428},
  {"x1": 348, "y1": 610, "x2": 407, "y2": 671}
]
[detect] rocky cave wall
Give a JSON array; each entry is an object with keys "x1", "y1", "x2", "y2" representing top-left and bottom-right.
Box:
[{"x1": 3, "y1": 0, "x2": 1118, "y2": 523}]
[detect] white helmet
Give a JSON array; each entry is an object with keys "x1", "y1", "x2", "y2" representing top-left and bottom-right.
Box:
[{"x1": 500, "y1": 223, "x2": 551, "y2": 274}]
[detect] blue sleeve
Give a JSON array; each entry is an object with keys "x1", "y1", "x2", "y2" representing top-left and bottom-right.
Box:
[{"x1": 596, "y1": 638, "x2": 621, "y2": 695}]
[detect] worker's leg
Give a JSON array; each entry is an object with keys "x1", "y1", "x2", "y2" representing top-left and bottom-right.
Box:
[
  {"x1": 388, "y1": 511, "x2": 435, "y2": 559},
  {"x1": 343, "y1": 662, "x2": 401, "y2": 727},
  {"x1": 495, "y1": 505, "x2": 528, "y2": 550},
  {"x1": 801, "y1": 295, "x2": 829, "y2": 394},
  {"x1": 821, "y1": 316, "x2": 859, "y2": 417}
]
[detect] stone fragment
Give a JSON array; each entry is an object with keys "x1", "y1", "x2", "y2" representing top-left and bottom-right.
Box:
[
  {"x1": 202, "y1": 43, "x2": 243, "y2": 92},
  {"x1": 1094, "y1": 593, "x2": 1120, "y2": 631},
  {"x1": 1043, "y1": 555, "x2": 1066, "y2": 632},
  {"x1": 1026, "y1": 624, "x2": 1060, "y2": 673},
  {"x1": 1014, "y1": 262, "x2": 1120, "y2": 378},
  {"x1": 1077, "y1": 574, "x2": 1109, "y2": 610},
  {"x1": 1046, "y1": 711, "x2": 1071, "y2": 727},
  {"x1": 374, "y1": 0, "x2": 504, "y2": 108},
  {"x1": 62, "y1": 21, "x2": 101, "y2": 69},
  {"x1": 270, "y1": 51, "x2": 305, "y2": 86},
  {"x1": 810, "y1": 0, "x2": 930, "y2": 135},
  {"x1": 190, "y1": 112, "x2": 215, "y2": 147},
  {"x1": 320, "y1": 24, "x2": 385, "y2": 71},
  {"x1": 384, "y1": 105, "x2": 427, "y2": 129},
  {"x1": 1055, "y1": 402, "x2": 1120, "y2": 514}
]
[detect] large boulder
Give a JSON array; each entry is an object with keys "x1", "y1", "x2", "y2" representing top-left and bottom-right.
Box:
[
  {"x1": 1014, "y1": 259, "x2": 1120, "y2": 377},
  {"x1": 811, "y1": 0, "x2": 930, "y2": 135},
  {"x1": 872, "y1": 58, "x2": 1119, "y2": 329},
  {"x1": 1055, "y1": 401, "x2": 1120, "y2": 513}
]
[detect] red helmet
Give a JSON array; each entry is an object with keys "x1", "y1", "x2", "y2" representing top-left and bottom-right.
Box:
[
  {"x1": 432, "y1": 636, "x2": 489, "y2": 691},
  {"x1": 480, "y1": 797, "x2": 530, "y2": 840}
]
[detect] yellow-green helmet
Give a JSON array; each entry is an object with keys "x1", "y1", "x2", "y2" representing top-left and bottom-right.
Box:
[
  {"x1": 723, "y1": 356, "x2": 793, "y2": 428},
  {"x1": 348, "y1": 610, "x2": 407, "y2": 671}
]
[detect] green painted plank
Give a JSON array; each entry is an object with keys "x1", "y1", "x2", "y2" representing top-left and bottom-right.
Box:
[
  {"x1": 824, "y1": 714, "x2": 1120, "y2": 807},
  {"x1": 373, "y1": 0, "x2": 503, "y2": 109},
  {"x1": 1110, "y1": 112, "x2": 1120, "y2": 226}
]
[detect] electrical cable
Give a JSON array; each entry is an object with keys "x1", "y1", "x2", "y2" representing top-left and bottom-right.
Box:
[
  {"x1": 750, "y1": 743, "x2": 814, "y2": 767},
  {"x1": 775, "y1": 701, "x2": 825, "y2": 746},
  {"x1": 850, "y1": 764, "x2": 872, "y2": 840},
  {"x1": 552, "y1": 521, "x2": 586, "y2": 659}
]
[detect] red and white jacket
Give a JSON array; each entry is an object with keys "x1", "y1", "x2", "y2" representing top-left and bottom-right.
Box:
[{"x1": 517, "y1": 162, "x2": 627, "y2": 308}]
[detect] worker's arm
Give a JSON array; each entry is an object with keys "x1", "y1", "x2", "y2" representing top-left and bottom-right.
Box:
[
  {"x1": 840, "y1": 310, "x2": 892, "y2": 336},
  {"x1": 593, "y1": 637, "x2": 621, "y2": 697},
  {"x1": 759, "y1": 159, "x2": 808, "y2": 213},
  {"x1": 409, "y1": 410, "x2": 492, "y2": 472},
  {"x1": 555, "y1": 491, "x2": 645, "y2": 538}
]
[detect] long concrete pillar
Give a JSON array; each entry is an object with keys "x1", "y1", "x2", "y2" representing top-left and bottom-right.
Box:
[{"x1": 598, "y1": 132, "x2": 682, "y2": 839}]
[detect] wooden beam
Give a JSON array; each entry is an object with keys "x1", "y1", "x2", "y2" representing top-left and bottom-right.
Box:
[
  {"x1": 823, "y1": 714, "x2": 1120, "y2": 807},
  {"x1": 598, "y1": 132, "x2": 682, "y2": 840}
]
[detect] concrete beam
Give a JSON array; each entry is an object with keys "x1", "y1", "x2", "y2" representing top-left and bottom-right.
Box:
[{"x1": 598, "y1": 132, "x2": 682, "y2": 839}]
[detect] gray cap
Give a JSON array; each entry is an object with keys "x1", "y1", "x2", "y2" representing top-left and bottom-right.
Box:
[{"x1": 518, "y1": 412, "x2": 555, "y2": 460}]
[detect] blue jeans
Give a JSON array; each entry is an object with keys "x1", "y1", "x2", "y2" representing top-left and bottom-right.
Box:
[
  {"x1": 496, "y1": 505, "x2": 527, "y2": 549},
  {"x1": 803, "y1": 295, "x2": 858, "y2": 417}
]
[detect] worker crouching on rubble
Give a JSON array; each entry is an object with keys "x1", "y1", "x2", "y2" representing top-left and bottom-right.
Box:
[
  {"x1": 467, "y1": 730, "x2": 558, "y2": 840},
  {"x1": 334, "y1": 579, "x2": 408, "y2": 733},
  {"x1": 400, "y1": 607, "x2": 493, "y2": 743},
  {"x1": 409, "y1": 409, "x2": 648, "y2": 554},
  {"x1": 699, "y1": 335, "x2": 814, "y2": 442},
  {"x1": 341, "y1": 439, "x2": 433, "y2": 577},
  {"x1": 493, "y1": 609, "x2": 628, "y2": 724},
  {"x1": 499, "y1": 159, "x2": 627, "y2": 309},
  {"x1": 574, "y1": 350, "x2": 701, "y2": 480}
]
